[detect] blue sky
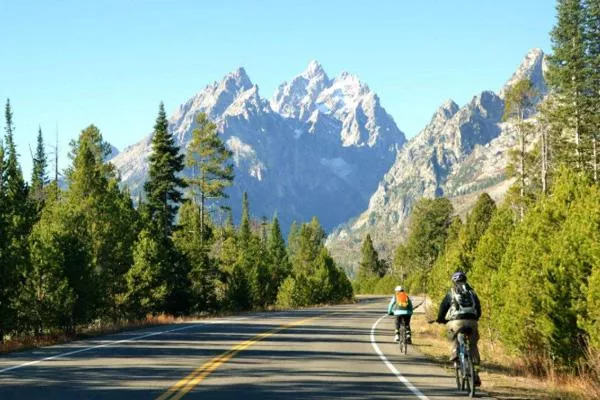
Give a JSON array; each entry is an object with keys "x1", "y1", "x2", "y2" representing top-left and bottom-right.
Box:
[{"x1": 0, "y1": 1, "x2": 556, "y2": 181}]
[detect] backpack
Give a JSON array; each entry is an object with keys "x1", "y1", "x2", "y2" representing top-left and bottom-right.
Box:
[
  {"x1": 447, "y1": 284, "x2": 477, "y2": 319},
  {"x1": 395, "y1": 291, "x2": 409, "y2": 309}
]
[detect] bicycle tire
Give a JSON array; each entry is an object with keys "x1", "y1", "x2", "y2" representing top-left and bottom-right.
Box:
[
  {"x1": 466, "y1": 344, "x2": 475, "y2": 397},
  {"x1": 399, "y1": 322, "x2": 407, "y2": 354}
]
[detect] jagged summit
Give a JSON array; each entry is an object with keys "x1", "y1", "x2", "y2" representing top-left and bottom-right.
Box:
[
  {"x1": 304, "y1": 60, "x2": 327, "y2": 79},
  {"x1": 500, "y1": 48, "x2": 547, "y2": 98},
  {"x1": 111, "y1": 61, "x2": 406, "y2": 235},
  {"x1": 438, "y1": 99, "x2": 460, "y2": 119}
]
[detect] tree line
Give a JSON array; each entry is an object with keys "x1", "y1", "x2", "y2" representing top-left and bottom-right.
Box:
[
  {"x1": 0, "y1": 101, "x2": 352, "y2": 343},
  {"x1": 356, "y1": 0, "x2": 600, "y2": 374}
]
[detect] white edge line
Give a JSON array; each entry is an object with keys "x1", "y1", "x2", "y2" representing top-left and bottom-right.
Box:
[
  {"x1": 370, "y1": 314, "x2": 430, "y2": 400},
  {"x1": 0, "y1": 320, "x2": 234, "y2": 374}
]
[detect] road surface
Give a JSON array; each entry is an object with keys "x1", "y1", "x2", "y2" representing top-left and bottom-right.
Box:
[{"x1": 0, "y1": 297, "x2": 491, "y2": 399}]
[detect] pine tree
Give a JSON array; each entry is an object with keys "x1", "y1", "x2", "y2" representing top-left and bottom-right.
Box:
[
  {"x1": 397, "y1": 197, "x2": 454, "y2": 291},
  {"x1": 62, "y1": 125, "x2": 138, "y2": 322},
  {"x1": 469, "y1": 206, "x2": 515, "y2": 341},
  {"x1": 173, "y1": 201, "x2": 216, "y2": 313},
  {"x1": 185, "y1": 112, "x2": 234, "y2": 240},
  {"x1": 461, "y1": 193, "x2": 496, "y2": 267},
  {"x1": 547, "y1": 0, "x2": 589, "y2": 170},
  {"x1": 266, "y1": 216, "x2": 290, "y2": 304},
  {"x1": 17, "y1": 195, "x2": 74, "y2": 335},
  {"x1": 31, "y1": 126, "x2": 48, "y2": 198},
  {"x1": 125, "y1": 229, "x2": 169, "y2": 317},
  {"x1": 503, "y1": 79, "x2": 538, "y2": 219},
  {"x1": 239, "y1": 192, "x2": 251, "y2": 249},
  {"x1": 584, "y1": 0, "x2": 600, "y2": 181},
  {"x1": 0, "y1": 99, "x2": 30, "y2": 341},
  {"x1": 358, "y1": 234, "x2": 383, "y2": 279},
  {"x1": 277, "y1": 218, "x2": 352, "y2": 307},
  {"x1": 144, "y1": 102, "x2": 186, "y2": 238}
]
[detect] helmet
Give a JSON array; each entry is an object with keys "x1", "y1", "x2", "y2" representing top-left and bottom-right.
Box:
[
  {"x1": 394, "y1": 285, "x2": 405, "y2": 292},
  {"x1": 452, "y1": 271, "x2": 467, "y2": 283}
]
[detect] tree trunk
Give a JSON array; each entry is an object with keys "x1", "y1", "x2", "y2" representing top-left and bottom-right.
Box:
[{"x1": 541, "y1": 125, "x2": 548, "y2": 194}]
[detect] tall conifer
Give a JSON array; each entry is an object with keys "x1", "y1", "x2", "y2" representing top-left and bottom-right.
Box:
[{"x1": 144, "y1": 102, "x2": 186, "y2": 237}]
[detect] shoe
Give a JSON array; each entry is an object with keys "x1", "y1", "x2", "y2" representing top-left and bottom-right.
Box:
[
  {"x1": 474, "y1": 373, "x2": 481, "y2": 387},
  {"x1": 394, "y1": 334, "x2": 399, "y2": 342}
]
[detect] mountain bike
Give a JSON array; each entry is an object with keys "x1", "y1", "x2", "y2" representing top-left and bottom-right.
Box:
[{"x1": 454, "y1": 326, "x2": 475, "y2": 398}]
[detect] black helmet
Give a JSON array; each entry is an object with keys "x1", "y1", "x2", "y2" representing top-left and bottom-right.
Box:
[{"x1": 452, "y1": 271, "x2": 467, "y2": 283}]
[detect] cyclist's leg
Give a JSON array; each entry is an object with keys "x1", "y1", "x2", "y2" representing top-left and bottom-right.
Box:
[
  {"x1": 394, "y1": 315, "x2": 401, "y2": 341},
  {"x1": 470, "y1": 321, "x2": 481, "y2": 365},
  {"x1": 403, "y1": 314, "x2": 412, "y2": 343},
  {"x1": 446, "y1": 320, "x2": 462, "y2": 362}
]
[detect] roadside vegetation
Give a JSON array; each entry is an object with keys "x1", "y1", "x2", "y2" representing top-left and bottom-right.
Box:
[
  {"x1": 0, "y1": 102, "x2": 352, "y2": 351},
  {"x1": 355, "y1": 0, "x2": 600, "y2": 397}
]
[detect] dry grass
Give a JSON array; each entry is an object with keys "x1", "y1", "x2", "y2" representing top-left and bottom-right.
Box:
[
  {"x1": 0, "y1": 314, "x2": 198, "y2": 355},
  {"x1": 411, "y1": 310, "x2": 600, "y2": 400}
]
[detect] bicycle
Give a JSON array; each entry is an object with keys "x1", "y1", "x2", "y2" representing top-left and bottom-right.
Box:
[{"x1": 454, "y1": 326, "x2": 476, "y2": 398}]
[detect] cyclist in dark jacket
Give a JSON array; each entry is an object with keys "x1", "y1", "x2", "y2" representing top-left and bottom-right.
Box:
[{"x1": 435, "y1": 271, "x2": 482, "y2": 386}]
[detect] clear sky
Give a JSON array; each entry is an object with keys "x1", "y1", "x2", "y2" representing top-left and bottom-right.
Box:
[{"x1": 0, "y1": 1, "x2": 556, "y2": 181}]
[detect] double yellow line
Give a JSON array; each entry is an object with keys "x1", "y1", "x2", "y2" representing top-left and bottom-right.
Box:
[{"x1": 156, "y1": 314, "x2": 323, "y2": 400}]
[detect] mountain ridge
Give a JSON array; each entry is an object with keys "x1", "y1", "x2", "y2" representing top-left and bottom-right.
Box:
[
  {"x1": 326, "y1": 48, "x2": 548, "y2": 272},
  {"x1": 111, "y1": 61, "x2": 406, "y2": 233}
]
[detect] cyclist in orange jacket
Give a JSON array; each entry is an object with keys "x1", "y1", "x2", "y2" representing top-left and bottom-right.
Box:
[{"x1": 387, "y1": 286, "x2": 414, "y2": 343}]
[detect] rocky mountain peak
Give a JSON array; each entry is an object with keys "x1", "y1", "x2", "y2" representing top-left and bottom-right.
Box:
[
  {"x1": 500, "y1": 48, "x2": 547, "y2": 98},
  {"x1": 437, "y1": 99, "x2": 460, "y2": 120},
  {"x1": 304, "y1": 60, "x2": 327, "y2": 80}
]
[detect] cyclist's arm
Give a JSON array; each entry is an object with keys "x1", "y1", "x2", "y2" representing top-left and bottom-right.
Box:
[
  {"x1": 387, "y1": 296, "x2": 395, "y2": 315},
  {"x1": 474, "y1": 292, "x2": 482, "y2": 320},
  {"x1": 435, "y1": 293, "x2": 451, "y2": 323}
]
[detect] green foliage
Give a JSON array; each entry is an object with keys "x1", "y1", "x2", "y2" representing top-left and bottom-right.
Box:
[
  {"x1": 17, "y1": 196, "x2": 74, "y2": 335},
  {"x1": 469, "y1": 206, "x2": 516, "y2": 340},
  {"x1": 144, "y1": 102, "x2": 186, "y2": 237},
  {"x1": 185, "y1": 112, "x2": 233, "y2": 239},
  {"x1": 125, "y1": 229, "x2": 169, "y2": 318},
  {"x1": 587, "y1": 262, "x2": 600, "y2": 351},
  {"x1": 496, "y1": 170, "x2": 598, "y2": 368},
  {"x1": 393, "y1": 197, "x2": 453, "y2": 292},
  {"x1": 173, "y1": 202, "x2": 217, "y2": 313},
  {"x1": 277, "y1": 218, "x2": 352, "y2": 307},
  {"x1": 0, "y1": 99, "x2": 31, "y2": 340},
  {"x1": 265, "y1": 216, "x2": 291, "y2": 304},
  {"x1": 30, "y1": 126, "x2": 48, "y2": 198}
]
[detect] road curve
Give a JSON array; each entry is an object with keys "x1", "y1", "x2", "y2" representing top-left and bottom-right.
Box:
[{"x1": 0, "y1": 297, "x2": 491, "y2": 399}]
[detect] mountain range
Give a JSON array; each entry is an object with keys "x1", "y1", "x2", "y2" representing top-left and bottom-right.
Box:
[
  {"x1": 110, "y1": 48, "x2": 547, "y2": 273},
  {"x1": 326, "y1": 48, "x2": 547, "y2": 271},
  {"x1": 110, "y1": 61, "x2": 405, "y2": 232}
]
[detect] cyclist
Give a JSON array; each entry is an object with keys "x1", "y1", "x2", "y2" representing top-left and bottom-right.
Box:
[
  {"x1": 387, "y1": 286, "x2": 414, "y2": 343},
  {"x1": 435, "y1": 271, "x2": 482, "y2": 386}
]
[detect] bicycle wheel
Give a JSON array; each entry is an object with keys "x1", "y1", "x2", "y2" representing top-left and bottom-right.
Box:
[{"x1": 466, "y1": 347, "x2": 476, "y2": 397}]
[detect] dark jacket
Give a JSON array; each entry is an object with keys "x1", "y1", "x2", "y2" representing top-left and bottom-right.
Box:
[{"x1": 436, "y1": 283, "x2": 482, "y2": 324}]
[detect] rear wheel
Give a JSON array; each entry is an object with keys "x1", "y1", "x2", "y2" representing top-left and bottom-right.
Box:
[{"x1": 466, "y1": 354, "x2": 475, "y2": 397}]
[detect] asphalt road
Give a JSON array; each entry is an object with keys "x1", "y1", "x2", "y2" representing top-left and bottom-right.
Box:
[{"x1": 0, "y1": 297, "x2": 492, "y2": 399}]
